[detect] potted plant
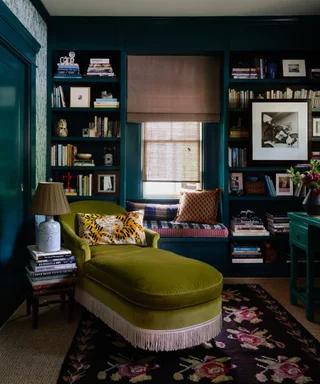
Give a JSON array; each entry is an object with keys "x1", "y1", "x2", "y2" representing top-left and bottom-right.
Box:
[{"x1": 287, "y1": 159, "x2": 320, "y2": 215}]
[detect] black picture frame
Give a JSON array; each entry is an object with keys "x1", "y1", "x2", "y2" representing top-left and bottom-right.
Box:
[
  {"x1": 250, "y1": 99, "x2": 311, "y2": 165},
  {"x1": 94, "y1": 170, "x2": 120, "y2": 196}
]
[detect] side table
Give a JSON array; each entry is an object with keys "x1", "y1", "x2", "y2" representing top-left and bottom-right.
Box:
[
  {"x1": 288, "y1": 212, "x2": 320, "y2": 322},
  {"x1": 26, "y1": 284, "x2": 75, "y2": 329}
]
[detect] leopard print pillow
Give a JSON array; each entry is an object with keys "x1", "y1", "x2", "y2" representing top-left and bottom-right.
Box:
[{"x1": 77, "y1": 211, "x2": 146, "y2": 246}]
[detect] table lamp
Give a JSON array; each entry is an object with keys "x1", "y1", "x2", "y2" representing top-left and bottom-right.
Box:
[{"x1": 29, "y1": 182, "x2": 71, "y2": 252}]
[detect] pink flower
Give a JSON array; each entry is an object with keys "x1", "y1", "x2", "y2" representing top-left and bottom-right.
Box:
[
  {"x1": 195, "y1": 360, "x2": 229, "y2": 379},
  {"x1": 273, "y1": 362, "x2": 304, "y2": 380},
  {"x1": 118, "y1": 363, "x2": 150, "y2": 378},
  {"x1": 238, "y1": 309, "x2": 258, "y2": 321},
  {"x1": 236, "y1": 333, "x2": 263, "y2": 347}
]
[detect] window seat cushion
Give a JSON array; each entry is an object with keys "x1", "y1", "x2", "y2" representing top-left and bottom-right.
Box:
[{"x1": 143, "y1": 220, "x2": 229, "y2": 238}]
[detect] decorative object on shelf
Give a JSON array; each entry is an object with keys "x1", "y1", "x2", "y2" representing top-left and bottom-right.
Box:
[
  {"x1": 229, "y1": 172, "x2": 243, "y2": 195},
  {"x1": 313, "y1": 117, "x2": 320, "y2": 137},
  {"x1": 251, "y1": 99, "x2": 311, "y2": 163},
  {"x1": 264, "y1": 242, "x2": 278, "y2": 263},
  {"x1": 94, "y1": 170, "x2": 120, "y2": 196},
  {"x1": 77, "y1": 153, "x2": 92, "y2": 160},
  {"x1": 29, "y1": 182, "x2": 71, "y2": 252},
  {"x1": 275, "y1": 173, "x2": 293, "y2": 196},
  {"x1": 104, "y1": 147, "x2": 115, "y2": 166},
  {"x1": 62, "y1": 172, "x2": 76, "y2": 195},
  {"x1": 101, "y1": 90, "x2": 113, "y2": 98},
  {"x1": 56, "y1": 119, "x2": 68, "y2": 137},
  {"x1": 287, "y1": 159, "x2": 320, "y2": 215},
  {"x1": 282, "y1": 59, "x2": 306, "y2": 77},
  {"x1": 70, "y1": 87, "x2": 91, "y2": 108},
  {"x1": 245, "y1": 181, "x2": 265, "y2": 195},
  {"x1": 267, "y1": 62, "x2": 278, "y2": 79},
  {"x1": 82, "y1": 128, "x2": 89, "y2": 137},
  {"x1": 54, "y1": 51, "x2": 81, "y2": 79}
]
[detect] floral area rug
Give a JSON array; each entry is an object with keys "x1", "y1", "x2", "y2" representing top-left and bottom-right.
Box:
[{"x1": 57, "y1": 285, "x2": 320, "y2": 383}]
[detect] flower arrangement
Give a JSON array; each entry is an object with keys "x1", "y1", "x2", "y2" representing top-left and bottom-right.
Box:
[{"x1": 286, "y1": 159, "x2": 320, "y2": 195}]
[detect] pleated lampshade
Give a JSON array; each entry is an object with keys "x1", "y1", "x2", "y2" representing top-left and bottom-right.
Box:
[{"x1": 30, "y1": 182, "x2": 71, "y2": 216}]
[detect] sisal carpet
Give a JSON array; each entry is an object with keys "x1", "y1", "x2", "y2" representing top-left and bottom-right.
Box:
[{"x1": 57, "y1": 284, "x2": 320, "y2": 383}]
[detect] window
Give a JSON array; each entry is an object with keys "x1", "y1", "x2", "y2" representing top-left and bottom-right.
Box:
[{"x1": 142, "y1": 122, "x2": 202, "y2": 198}]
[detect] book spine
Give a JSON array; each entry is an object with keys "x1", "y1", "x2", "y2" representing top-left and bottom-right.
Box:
[
  {"x1": 232, "y1": 247, "x2": 260, "y2": 251},
  {"x1": 232, "y1": 258, "x2": 263, "y2": 263},
  {"x1": 34, "y1": 258, "x2": 75, "y2": 265},
  {"x1": 32, "y1": 263, "x2": 76, "y2": 272}
]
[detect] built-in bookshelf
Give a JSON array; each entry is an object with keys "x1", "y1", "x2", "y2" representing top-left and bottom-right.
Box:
[
  {"x1": 225, "y1": 50, "x2": 320, "y2": 272},
  {"x1": 48, "y1": 50, "x2": 125, "y2": 204}
]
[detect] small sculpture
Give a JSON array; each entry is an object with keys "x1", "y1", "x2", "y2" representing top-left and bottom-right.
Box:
[{"x1": 56, "y1": 119, "x2": 68, "y2": 137}]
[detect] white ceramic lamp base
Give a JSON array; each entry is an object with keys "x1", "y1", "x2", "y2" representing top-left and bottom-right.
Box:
[{"x1": 37, "y1": 216, "x2": 61, "y2": 252}]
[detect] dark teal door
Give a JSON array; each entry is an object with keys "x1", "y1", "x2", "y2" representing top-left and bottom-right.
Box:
[{"x1": 0, "y1": 45, "x2": 25, "y2": 275}]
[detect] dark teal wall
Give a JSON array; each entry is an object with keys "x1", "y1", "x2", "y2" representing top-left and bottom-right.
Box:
[{"x1": 48, "y1": 16, "x2": 320, "y2": 201}]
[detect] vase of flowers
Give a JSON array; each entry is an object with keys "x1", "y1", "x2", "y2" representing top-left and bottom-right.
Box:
[{"x1": 287, "y1": 159, "x2": 320, "y2": 215}]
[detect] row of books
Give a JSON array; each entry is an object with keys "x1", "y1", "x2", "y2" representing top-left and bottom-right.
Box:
[
  {"x1": 231, "y1": 243, "x2": 263, "y2": 263},
  {"x1": 87, "y1": 117, "x2": 121, "y2": 138},
  {"x1": 231, "y1": 67, "x2": 259, "y2": 79},
  {"x1": 228, "y1": 147, "x2": 247, "y2": 168},
  {"x1": 65, "y1": 174, "x2": 93, "y2": 196},
  {"x1": 26, "y1": 245, "x2": 77, "y2": 291},
  {"x1": 52, "y1": 85, "x2": 66, "y2": 108},
  {"x1": 264, "y1": 175, "x2": 277, "y2": 197},
  {"x1": 266, "y1": 212, "x2": 290, "y2": 235},
  {"x1": 228, "y1": 88, "x2": 320, "y2": 109},
  {"x1": 51, "y1": 144, "x2": 79, "y2": 167}
]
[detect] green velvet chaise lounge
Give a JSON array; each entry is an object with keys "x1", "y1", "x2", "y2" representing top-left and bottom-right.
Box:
[{"x1": 60, "y1": 200, "x2": 223, "y2": 351}]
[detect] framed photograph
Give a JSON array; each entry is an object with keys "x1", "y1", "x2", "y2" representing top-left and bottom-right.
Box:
[
  {"x1": 229, "y1": 172, "x2": 243, "y2": 191},
  {"x1": 275, "y1": 173, "x2": 293, "y2": 196},
  {"x1": 70, "y1": 87, "x2": 91, "y2": 108},
  {"x1": 94, "y1": 171, "x2": 120, "y2": 196},
  {"x1": 251, "y1": 99, "x2": 311, "y2": 164},
  {"x1": 313, "y1": 117, "x2": 320, "y2": 137},
  {"x1": 282, "y1": 59, "x2": 306, "y2": 77}
]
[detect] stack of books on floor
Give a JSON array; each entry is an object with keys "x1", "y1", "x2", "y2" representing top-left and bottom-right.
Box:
[
  {"x1": 230, "y1": 215, "x2": 269, "y2": 236},
  {"x1": 266, "y1": 213, "x2": 290, "y2": 235},
  {"x1": 231, "y1": 243, "x2": 263, "y2": 263},
  {"x1": 85, "y1": 58, "x2": 115, "y2": 77},
  {"x1": 26, "y1": 245, "x2": 77, "y2": 291}
]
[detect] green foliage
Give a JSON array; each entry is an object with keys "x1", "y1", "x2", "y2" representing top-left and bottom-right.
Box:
[{"x1": 286, "y1": 159, "x2": 320, "y2": 190}]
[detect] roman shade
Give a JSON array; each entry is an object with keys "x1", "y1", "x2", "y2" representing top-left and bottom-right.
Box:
[
  {"x1": 127, "y1": 55, "x2": 221, "y2": 123},
  {"x1": 143, "y1": 122, "x2": 201, "y2": 182}
]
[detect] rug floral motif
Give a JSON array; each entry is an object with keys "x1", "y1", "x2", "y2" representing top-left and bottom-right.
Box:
[{"x1": 57, "y1": 284, "x2": 320, "y2": 383}]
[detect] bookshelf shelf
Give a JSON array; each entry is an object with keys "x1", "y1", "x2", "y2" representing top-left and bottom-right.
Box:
[
  {"x1": 52, "y1": 107, "x2": 120, "y2": 112},
  {"x1": 229, "y1": 235, "x2": 288, "y2": 241},
  {"x1": 51, "y1": 137, "x2": 120, "y2": 142},
  {"x1": 51, "y1": 166, "x2": 120, "y2": 171},
  {"x1": 66, "y1": 195, "x2": 119, "y2": 201},
  {"x1": 229, "y1": 167, "x2": 289, "y2": 172},
  {"x1": 52, "y1": 77, "x2": 119, "y2": 83},
  {"x1": 229, "y1": 78, "x2": 320, "y2": 85},
  {"x1": 229, "y1": 196, "x2": 303, "y2": 201}
]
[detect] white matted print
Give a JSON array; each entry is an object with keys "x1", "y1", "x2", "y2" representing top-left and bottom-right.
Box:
[
  {"x1": 282, "y1": 59, "x2": 306, "y2": 77},
  {"x1": 251, "y1": 100, "x2": 310, "y2": 162},
  {"x1": 276, "y1": 173, "x2": 293, "y2": 196},
  {"x1": 70, "y1": 87, "x2": 91, "y2": 108},
  {"x1": 313, "y1": 118, "x2": 320, "y2": 137},
  {"x1": 229, "y1": 172, "x2": 243, "y2": 190}
]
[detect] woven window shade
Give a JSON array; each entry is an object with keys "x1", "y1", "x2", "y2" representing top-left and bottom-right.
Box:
[
  {"x1": 127, "y1": 55, "x2": 220, "y2": 123},
  {"x1": 143, "y1": 122, "x2": 201, "y2": 182}
]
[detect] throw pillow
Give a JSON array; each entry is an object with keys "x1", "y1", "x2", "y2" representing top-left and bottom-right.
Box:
[
  {"x1": 77, "y1": 211, "x2": 146, "y2": 246},
  {"x1": 126, "y1": 201, "x2": 179, "y2": 221},
  {"x1": 174, "y1": 189, "x2": 222, "y2": 224}
]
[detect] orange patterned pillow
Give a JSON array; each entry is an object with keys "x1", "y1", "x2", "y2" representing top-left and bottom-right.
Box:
[{"x1": 174, "y1": 189, "x2": 222, "y2": 224}]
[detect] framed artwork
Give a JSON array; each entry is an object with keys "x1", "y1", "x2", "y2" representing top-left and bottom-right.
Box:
[
  {"x1": 313, "y1": 117, "x2": 320, "y2": 137},
  {"x1": 94, "y1": 170, "x2": 120, "y2": 196},
  {"x1": 70, "y1": 87, "x2": 91, "y2": 108},
  {"x1": 250, "y1": 99, "x2": 311, "y2": 164},
  {"x1": 282, "y1": 59, "x2": 306, "y2": 77},
  {"x1": 229, "y1": 172, "x2": 243, "y2": 192},
  {"x1": 275, "y1": 173, "x2": 293, "y2": 196}
]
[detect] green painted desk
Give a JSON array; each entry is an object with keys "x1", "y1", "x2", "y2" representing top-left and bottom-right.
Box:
[{"x1": 288, "y1": 212, "x2": 320, "y2": 321}]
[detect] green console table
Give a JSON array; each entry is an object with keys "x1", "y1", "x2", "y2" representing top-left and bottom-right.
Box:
[{"x1": 288, "y1": 212, "x2": 320, "y2": 321}]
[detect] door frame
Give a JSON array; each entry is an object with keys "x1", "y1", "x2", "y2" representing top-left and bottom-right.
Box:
[{"x1": 0, "y1": 0, "x2": 41, "y2": 213}]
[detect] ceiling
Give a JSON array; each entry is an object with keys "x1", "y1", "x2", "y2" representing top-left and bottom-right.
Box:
[{"x1": 41, "y1": 0, "x2": 320, "y2": 17}]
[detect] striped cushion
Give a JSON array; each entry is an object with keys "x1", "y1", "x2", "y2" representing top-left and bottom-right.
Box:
[
  {"x1": 126, "y1": 201, "x2": 179, "y2": 221},
  {"x1": 174, "y1": 189, "x2": 222, "y2": 224},
  {"x1": 144, "y1": 220, "x2": 229, "y2": 238}
]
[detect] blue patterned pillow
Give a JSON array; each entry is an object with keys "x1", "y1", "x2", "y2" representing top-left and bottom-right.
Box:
[{"x1": 126, "y1": 201, "x2": 179, "y2": 221}]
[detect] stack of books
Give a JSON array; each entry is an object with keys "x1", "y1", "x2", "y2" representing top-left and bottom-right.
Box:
[
  {"x1": 231, "y1": 67, "x2": 258, "y2": 79},
  {"x1": 54, "y1": 63, "x2": 81, "y2": 79},
  {"x1": 266, "y1": 213, "x2": 290, "y2": 235},
  {"x1": 26, "y1": 245, "x2": 77, "y2": 291},
  {"x1": 93, "y1": 98, "x2": 119, "y2": 109},
  {"x1": 85, "y1": 58, "x2": 115, "y2": 77},
  {"x1": 231, "y1": 243, "x2": 263, "y2": 263},
  {"x1": 73, "y1": 158, "x2": 95, "y2": 167},
  {"x1": 230, "y1": 215, "x2": 269, "y2": 236}
]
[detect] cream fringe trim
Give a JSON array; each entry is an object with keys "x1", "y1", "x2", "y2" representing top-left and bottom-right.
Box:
[{"x1": 75, "y1": 287, "x2": 222, "y2": 351}]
